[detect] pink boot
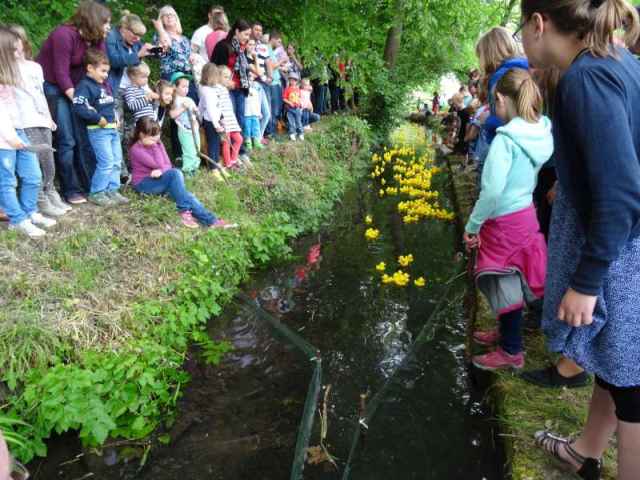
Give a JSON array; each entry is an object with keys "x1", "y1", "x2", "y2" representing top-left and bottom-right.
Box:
[{"x1": 472, "y1": 347, "x2": 524, "y2": 371}]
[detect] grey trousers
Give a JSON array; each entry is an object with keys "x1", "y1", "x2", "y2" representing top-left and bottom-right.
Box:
[{"x1": 23, "y1": 127, "x2": 55, "y2": 194}]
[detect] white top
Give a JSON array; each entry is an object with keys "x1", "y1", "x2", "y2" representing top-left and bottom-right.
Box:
[
  {"x1": 191, "y1": 24, "x2": 213, "y2": 63},
  {"x1": 215, "y1": 85, "x2": 240, "y2": 133},
  {"x1": 0, "y1": 86, "x2": 20, "y2": 149},
  {"x1": 174, "y1": 95, "x2": 198, "y2": 130},
  {"x1": 15, "y1": 60, "x2": 53, "y2": 130},
  {"x1": 244, "y1": 83, "x2": 262, "y2": 118},
  {"x1": 199, "y1": 85, "x2": 222, "y2": 128}
]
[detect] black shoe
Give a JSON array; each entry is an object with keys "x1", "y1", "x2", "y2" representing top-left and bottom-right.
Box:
[{"x1": 521, "y1": 365, "x2": 592, "y2": 389}]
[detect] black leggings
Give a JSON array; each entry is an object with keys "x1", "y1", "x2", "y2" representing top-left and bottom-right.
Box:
[{"x1": 596, "y1": 376, "x2": 640, "y2": 423}]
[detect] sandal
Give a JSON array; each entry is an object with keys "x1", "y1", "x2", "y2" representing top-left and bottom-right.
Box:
[{"x1": 534, "y1": 431, "x2": 602, "y2": 480}]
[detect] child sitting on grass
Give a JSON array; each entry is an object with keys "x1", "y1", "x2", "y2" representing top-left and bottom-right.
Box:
[
  {"x1": 300, "y1": 78, "x2": 320, "y2": 131},
  {"x1": 72, "y1": 49, "x2": 129, "y2": 207},
  {"x1": 128, "y1": 117, "x2": 237, "y2": 229},
  {"x1": 464, "y1": 68, "x2": 552, "y2": 371},
  {"x1": 170, "y1": 72, "x2": 200, "y2": 176},
  {"x1": 283, "y1": 74, "x2": 304, "y2": 141}
]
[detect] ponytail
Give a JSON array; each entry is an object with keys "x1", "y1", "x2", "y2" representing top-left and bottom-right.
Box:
[
  {"x1": 521, "y1": 0, "x2": 640, "y2": 58},
  {"x1": 496, "y1": 69, "x2": 543, "y2": 123},
  {"x1": 589, "y1": 0, "x2": 640, "y2": 56}
]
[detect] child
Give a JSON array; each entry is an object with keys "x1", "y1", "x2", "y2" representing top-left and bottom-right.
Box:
[
  {"x1": 124, "y1": 62, "x2": 159, "y2": 125},
  {"x1": 73, "y1": 49, "x2": 128, "y2": 207},
  {"x1": 11, "y1": 24, "x2": 70, "y2": 218},
  {"x1": 129, "y1": 117, "x2": 236, "y2": 229},
  {"x1": 169, "y1": 72, "x2": 200, "y2": 176},
  {"x1": 154, "y1": 80, "x2": 174, "y2": 127},
  {"x1": 300, "y1": 78, "x2": 320, "y2": 131},
  {"x1": 0, "y1": 26, "x2": 50, "y2": 238},
  {"x1": 216, "y1": 66, "x2": 243, "y2": 169},
  {"x1": 283, "y1": 74, "x2": 304, "y2": 141},
  {"x1": 464, "y1": 69, "x2": 552, "y2": 371},
  {"x1": 198, "y1": 63, "x2": 226, "y2": 181},
  {"x1": 243, "y1": 72, "x2": 264, "y2": 151}
]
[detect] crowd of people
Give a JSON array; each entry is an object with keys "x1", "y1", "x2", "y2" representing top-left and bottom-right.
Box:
[
  {"x1": 432, "y1": 1, "x2": 640, "y2": 479},
  {"x1": 0, "y1": 1, "x2": 354, "y2": 237}
]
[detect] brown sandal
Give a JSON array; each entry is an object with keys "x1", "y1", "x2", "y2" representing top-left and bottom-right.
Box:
[{"x1": 534, "y1": 431, "x2": 602, "y2": 480}]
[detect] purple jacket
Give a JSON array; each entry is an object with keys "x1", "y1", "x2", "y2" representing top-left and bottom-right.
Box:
[
  {"x1": 129, "y1": 141, "x2": 173, "y2": 186},
  {"x1": 36, "y1": 25, "x2": 106, "y2": 93}
]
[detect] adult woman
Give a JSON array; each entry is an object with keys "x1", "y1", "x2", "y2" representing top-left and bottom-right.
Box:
[
  {"x1": 212, "y1": 19, "x2": 252, "y2": 151},
  {"x1": 519, "y1": 1, "x2": 640, "y2": 478},
  {"x1": 285, "y1": 43, "x2": 303, "y2": 80},
  {"x1": 106, "y1": 11, "x2": 151, "y2": 176},
  {"x1": 153, "y1": 5, "x2": 197, "y2": 101},
  {"x1": 37, "y1": 0, "x2": 111, "y2": 204}
]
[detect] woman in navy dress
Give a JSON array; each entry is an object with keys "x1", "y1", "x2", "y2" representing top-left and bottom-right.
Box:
[{"x1": 519, "y1": 0, "x2": 640, "y2": 479}]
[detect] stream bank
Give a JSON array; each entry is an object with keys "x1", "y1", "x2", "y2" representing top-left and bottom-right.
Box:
[{"x1": 29, "y1": 124, "x2": 505, "y2": 479}]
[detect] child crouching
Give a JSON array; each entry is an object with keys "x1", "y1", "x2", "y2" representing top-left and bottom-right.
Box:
[
  {"x1": 129, "y1": 118, "x2": 236, "y2": 229},
  {"x1": 464, "y1": 69, "x2": 552, "y2": 371},
  {"x1": 72, "y1": 49, "x2": 128, "y2": 207}
]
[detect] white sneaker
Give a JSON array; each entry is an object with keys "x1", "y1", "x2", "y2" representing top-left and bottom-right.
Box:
[
  {"x1": 31, "y1": 212, "x2": 57, "y2": 229},
  {"x1": 289, "y1": 134, "x2": 297, "y2": 141},
  {"x1": 239, "y1": 153, "x2": 251, "y2": 163},
  {"x1": 298, "y1": 134, "x2": 305, "y2": 141},
  {"x1": 9, "y1": 219, "x2": 46, "y2": 238}
]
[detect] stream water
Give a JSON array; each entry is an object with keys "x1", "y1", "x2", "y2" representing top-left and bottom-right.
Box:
[{"x1": 30, "y1": 145, "x2": 503, "y2": 480}]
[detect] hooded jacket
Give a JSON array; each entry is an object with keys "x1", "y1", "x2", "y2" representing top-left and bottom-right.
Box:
[{"x1": 465, "y1": 115, "x2": 553, "y2": 234}]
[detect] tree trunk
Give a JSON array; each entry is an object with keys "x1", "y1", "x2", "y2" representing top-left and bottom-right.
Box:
[
  {"x1": 501, "y1": 0, "x2": 519, "y2": 26},
  {"x1": 383, "y1": 0, "x2": 405, "y2": 69}
]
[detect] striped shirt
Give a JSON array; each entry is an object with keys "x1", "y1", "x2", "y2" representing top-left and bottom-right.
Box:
[
  {"x1": 124, "y1": 85, "x2": 154, "y2": 121},
  {"x1": 215, "y1": 86, "x2": 241, "y2": 133}
]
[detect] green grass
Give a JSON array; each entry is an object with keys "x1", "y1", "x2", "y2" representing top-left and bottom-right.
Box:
[{"x1": 446, "y1": 153, "x2": 617, "y2": 480}]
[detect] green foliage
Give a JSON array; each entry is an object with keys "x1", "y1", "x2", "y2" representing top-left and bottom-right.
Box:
[{"x1": 2, "y1": 115, "x2": 372, "y2": 463}]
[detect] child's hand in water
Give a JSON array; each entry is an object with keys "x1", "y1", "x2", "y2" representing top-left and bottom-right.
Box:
[{"x1": 463, "y1": 231, "x2": 480, "y2": 251}]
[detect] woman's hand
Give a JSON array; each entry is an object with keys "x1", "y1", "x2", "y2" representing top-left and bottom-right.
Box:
[
  {"x1": 557, "y1": 288, "x2": 598, "y2": 327},
  {"x1": 188, "y1": 53, "x2": 198, "y2": 65},
  {"x1": 150, "y1": 169, "x2": 163, "y2": 178},
  {"x1": 138, "y1": 43, "x2": 154, "y2": 58},
  {"x1": 463, "y1": 231, "x2": 481, "y2": 252},
  {"x1": 50, "y1": 120, "x2": 57, "y2": 132}
]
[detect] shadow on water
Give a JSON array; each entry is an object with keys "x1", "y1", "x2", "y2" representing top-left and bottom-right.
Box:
[{"x1": 30, "y1": 166, "x2": 504, "y2": 479}]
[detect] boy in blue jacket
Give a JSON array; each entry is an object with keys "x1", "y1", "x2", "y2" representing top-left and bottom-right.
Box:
[{"x1": 73, "y1": 49, "x2": 129, "y2": 207}]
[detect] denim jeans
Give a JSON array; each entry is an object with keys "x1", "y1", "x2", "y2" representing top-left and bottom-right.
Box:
[
  {"x1": 287, "y1": 108, "x2": 304, "y2": 135},
  {"x1": 256, "y1": 83, "x2": 271, "y2": 138},
  {"x1": 268, "y1": 84, "x2": 283, "y2": 136},
  {"x1": 43, "y1": 81, "x2": 84, "y2": 199},
  {"x1": 203, "y1": 120, "x2": 221, "y2": 165},
  {"x1": 302, "y1": 109, "x2": 320, "y2": 127},
  {"x1": 87, "y1": 128, "x2": 122, "y2": 194},
  {"x1": 230, "y1": 89, "x2": 247, "y2": 155},
  {"x1": 243, "y1": 116, "x2": 261, "y2": 139},
  {"x1": 0, "y1": 130, "x2": 42, "y2": 225},
  {"x1": 134, "y1": 168, "x2": 217, "y2": 225}
]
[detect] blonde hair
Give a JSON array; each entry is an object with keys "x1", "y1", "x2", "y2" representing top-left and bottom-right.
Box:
[
  {"x1": 200, "y1": 63, "x2": 220, "y2": 86},
  {"x1": 475, "y1": 27, "x2": 522, "y2": 74},
  {"x1": 495, "y1": 68, "x2": 543, "y2": 123},
  {"x1": 120, "y1": 10, "x2": 146, "y2": 37},
  {"x1": 8, "y1": 25, "x2": 32, "y2": 60},
  {"x1": 0, "y1": 26, "x2": 22, "y2": 87},
  {"x1": 521, "y1": 0, "x2": 640, "y2": 58},
  {"x1": 127, "y1": 61, "x2": 151, "y2": 78},
  {"x1": 158, "y1": 5, "x2": 182, "y2": 35},
  {"x1": 155, "y1": 79, "x2": 174, "y2": 106},
  {"x1": 212, "y1": 12, "x2": 229, "y2": 32}
]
